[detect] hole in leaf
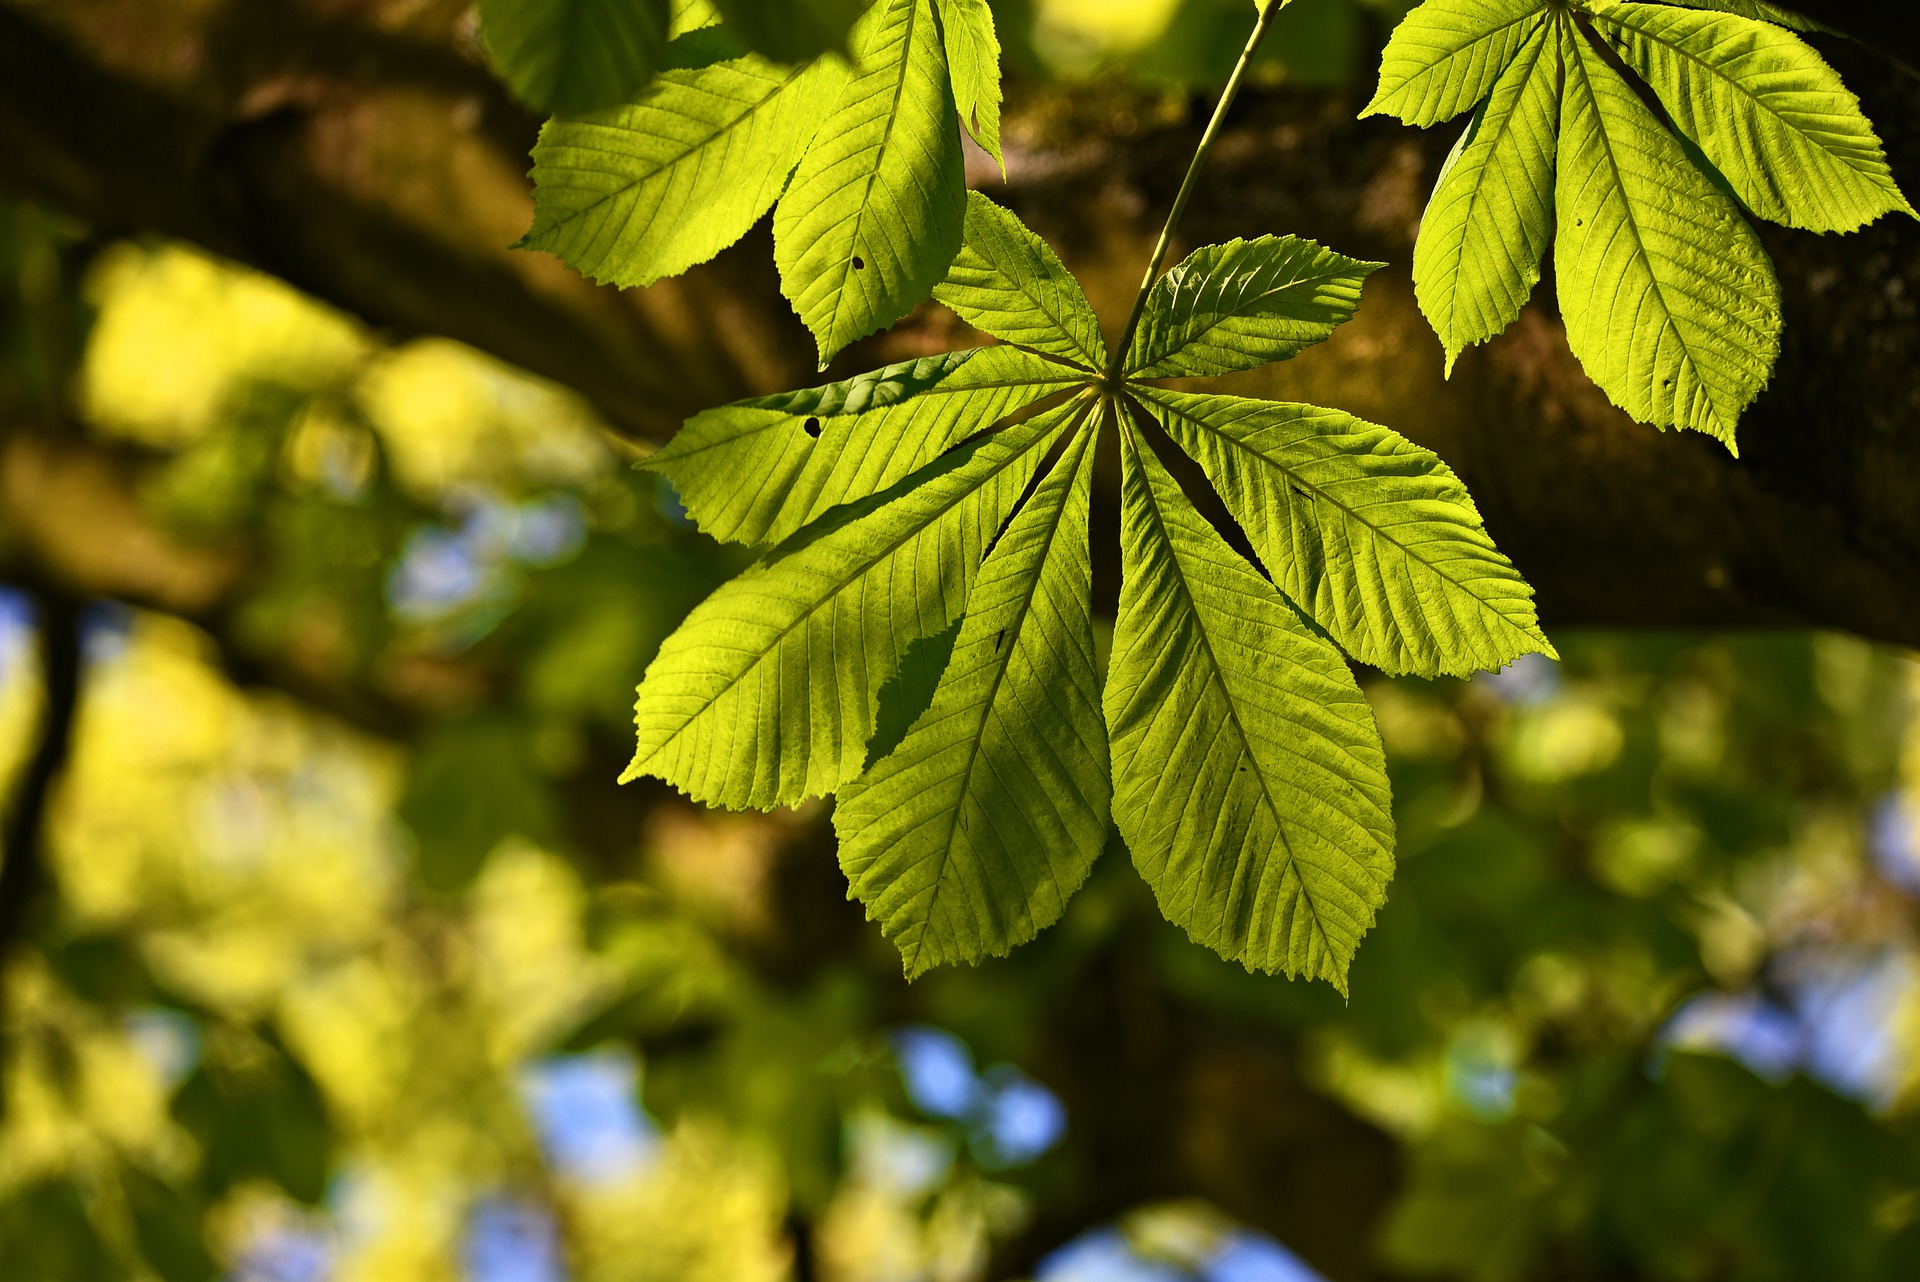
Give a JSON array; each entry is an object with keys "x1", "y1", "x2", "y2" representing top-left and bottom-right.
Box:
[
  {"x1": 994, "y1": 628, "x2": 1006, "y2": 652},
  {"x1": 804, "y1": 417, "x2": 822, "y2": 438},
  {"x1": 852, "y1": 256, "x2": 867, "y2": 270}
]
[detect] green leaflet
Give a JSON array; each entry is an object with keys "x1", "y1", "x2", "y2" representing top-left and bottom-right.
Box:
[
  {"x1": 1556, "y1": 17, "x2": 1781, "y2": 447},
  {"x1": 775, "y1": 0, "x2": 967, "y2": 365},
  {"x1": 623, "y1": 397, "x2": 1084, "y2": 809},
  {"x1": 837, "y1": 423, "x2": 1107, "y2": 977},
  {"x1": 935, "y1": 193, "x2": 1108, "y2": 370},
  {"x1": 1105, "y1": 421, "x2": 1394, "y2": 993},
  {"x1": 520, "y1": 50, "x2": 845, "y2": 288},
  {"x1": 937, "y1": 0, "x2": 1004, "y2": 168},
  {"x1": 1414, "y1": 18, "x2": 1559, "y2": 372},
  {"x1": 1654, "y1": 0, "x2": 1823, "y2": 32},
  {"x1": 1124, "y1": 237, "x2": 1381, "y2": 379},
  {"x1": 1134, "y1": 386, "x2": 1554, "y2": 678},
  {"x1": 1594, "y1": 2, "x2": 1913, "y2": 232},
  {"x1": 1364, "y1": 0, "x2": 1549, "y2": 126},
  {"x1": 479, "y1": 0, "x2": 672, "y2": 115},
  {"x1": 710, "y1": 0, "x2": 870, "y2": 61},
  {"x1": 646, "y1": 345, "x2": 1083, "y2": 545}
]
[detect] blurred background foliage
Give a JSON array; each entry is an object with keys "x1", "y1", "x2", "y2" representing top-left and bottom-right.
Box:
[{"x1": 3, "y1": 2, "x2": 1920, "y2": 1282}]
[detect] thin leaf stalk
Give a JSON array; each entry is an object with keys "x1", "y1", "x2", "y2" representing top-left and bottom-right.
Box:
[{"x1": 1106, "y1": 0, "x2": 1289, "y2": 382}]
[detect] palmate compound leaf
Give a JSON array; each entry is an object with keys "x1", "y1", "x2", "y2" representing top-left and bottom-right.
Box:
[
  {"x1": 836, "y1": 422, "x2": 1107, "y2": 977},
  {"x1": 520, "y1": 39, "x2": 847, "y2": 288},
  {"x1": 1556, "y1": 15, "x2": 1781, "y2": 447},
  {"x1": 623, "y1": 394, "x2": 1095, "y2": 809},
  {"x1": 935, "y1": 192, "x2": 1108, "y2": 370},
  {"x1": 1413, "y1": 16, "x2": 1559, "y2": 371},
  {"x1": 775, "y1": 0, "x2": 967, "y2": 365},
  {"x1": 644, "y1": 344, "x2": 1085, "y2": 545},
  {"x1": 1106, "y1": 416, "x2": 1395, "y2": 993},
  {"x1": 1363, "y1": 0, "x2": 1549, "y2": 127},
  {"x1": 1133, "y1": 386, "x2": 1554, "y2": 678},
  {"x1": 936, "y1": 0, "x2": 1004, "y2": 169},
  {"x1": 479, "y1": 0, "x2": 672, "y2": 115},
  {"x1": 626, "y1": 195, "x2": 1544, "y2": 988},
  {"x1": 1124, "y1": 237, "x2": 1382, "y2": 379},
  {"x1": 1592, "y1": 1, "x2": 1914, "y2": 232}
]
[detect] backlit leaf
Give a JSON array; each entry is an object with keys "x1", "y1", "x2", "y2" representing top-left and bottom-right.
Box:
[
  {"x1": 838, "y1": 422, "x2": 1107, "y2": 976},
  {"x1": 1124, "y1": 236, "x2": 1380, "y2": 379},
  {"x1": 622, "y1": 397, "x2": 1088, "y2": 808},
  {"x1": 521, "y1": 50, "x2": 845, "y2": 287},
  {"x1": 1413, "y1": 17, "x2": 1559, "y2": 371},
  {"x1": 647, "y1": 345, "x2": 1084, "y2": 545},
  {"x1": 1555, "y1": 18, "x2": 1781, "y2": 447},
  {"x1": 1594, "y1": 1, "x2": 1913, "y2": 232},
  {"x1": 774, "y1": 0, "x2": 967, "y2": 365},
  {"x1": 1105, "y1": 421, "x2": 1394, "y2": 993},
  {"x1": 1136, "y1": 386, "x2": 1554, "y2": 678},
  {"x1": 1363, "y1": 0, "x2": 1549, "y2": 127},
  {"x1": 938, "y1": 0, "x2": 1004, "y2": 167},
  {"x1": 934, "y1": 192, "x2": 1107, "y2": 371}
]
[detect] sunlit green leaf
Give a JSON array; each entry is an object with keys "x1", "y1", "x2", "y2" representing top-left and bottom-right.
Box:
[
  {"x1": 1124, "y1": 236, "x2": 1380, "y2": 378},
  {"x1": 1135, "y1": 386, "x2": 1553, "y2": 678},
  {"x1": 1594, "y1": 1, "x2": 1913, "y2": 232},
  {"x1": 1555, "y1": 18, "x2": 1781, "y2": 448},
  {"x1": 622, "y1": 397, "x2": 1087, "y2": 808},
  {"x1": 934, "y1": 192, "x2": 1108, "y2": 370},
  {"x1": 1363, "y1": 0, "x2": 1549, "y2": 127},
  {"x1": 647, "y1": 344, "x2": 1084, "y2": 545},
  {"x1": 1105, "y1": 420, "x2": 1394, "y2": 993},
  {"x1": 521, "y1": 49, "x2": 845, "y2": 287},
  {"x1": 1413, "y1": 17, "x2": 1558, "y2": 371},
  {"x1": 937, "y1": 0, "x2": 1004, "y2": 166},
  {"x1": 774, "y1": 0, "x2": 967, "y2": 365}
]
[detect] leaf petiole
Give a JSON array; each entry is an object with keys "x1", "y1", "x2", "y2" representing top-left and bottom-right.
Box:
[{"x1": 1107, "y1": 0, "x2": 1290, "y2": 382}]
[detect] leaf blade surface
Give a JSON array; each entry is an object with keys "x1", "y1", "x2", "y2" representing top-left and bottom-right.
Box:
[
  {"x1": 648, "y1": 345, "x2": 1085, "y2": 545},
  {"x1": 1413, "y1": 18, "x2": 1559, "y2": 370},
  {"x1": 934, "y1": 193, "x2": 1107, "y2": 370},
  {"x1": 1555, "y1": 18, "x2": 1781, "y2": 446},
  {"x1": 1136, "y1": 387, "x2": 1552, "y2": 678},
  {"x1": 623, "y1": 397, "x2": 1085, "y2": 808},
  {"x1": 838, "y1": 422, "x2": 1108, "y2": 976},
  {"x1": 1125, "y1": 237, "x2": 1381, "y2": 379},
  {"x1": 522, "y1": 51, "x2": 845, "y2": 287},
  {"x1": 1595, "y1": 1, "x2": 1912, "y2": 232},
  {"x1": 1364, "y1": 0, "x2": 1550, "y2": 127},
  {"x1": 775, "y1": 0, "x2": 967, "y2": 364},
  {"x1": 1105, "y1": 422, "x2": 1394, "y2": 993}
]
